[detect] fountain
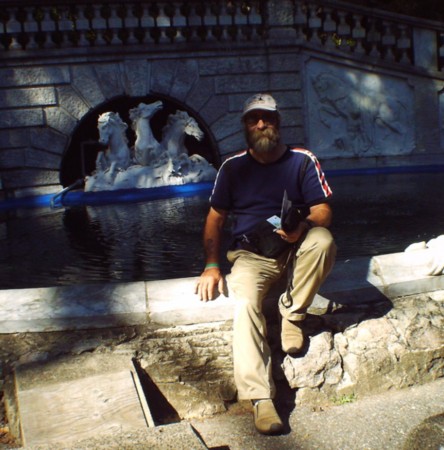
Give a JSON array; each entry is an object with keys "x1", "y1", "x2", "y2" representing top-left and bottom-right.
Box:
[{"x1": 84, "y1": 101, "x2": 217, "y2": 192}]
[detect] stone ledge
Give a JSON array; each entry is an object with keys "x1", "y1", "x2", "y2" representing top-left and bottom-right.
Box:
[{"x1": 0, "y1": 251, "x2": 443, "y2": 334}]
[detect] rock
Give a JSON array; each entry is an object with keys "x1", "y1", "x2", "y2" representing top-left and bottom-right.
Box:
[{"x1": 283, "y1": 291, "x2": 444, "y2": 406}]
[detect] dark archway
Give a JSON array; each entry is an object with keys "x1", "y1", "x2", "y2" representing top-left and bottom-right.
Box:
[{"x1": 60, "y1": 93, "x2": 220, "y2": 187}]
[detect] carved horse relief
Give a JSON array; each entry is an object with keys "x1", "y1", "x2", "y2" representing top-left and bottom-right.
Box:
[
  {"x1": 129, "y1": 101, "x2": 163, "y2": 166},
  {"x1": 97, "y1": 112, "x2": 131, "y2": 171}
]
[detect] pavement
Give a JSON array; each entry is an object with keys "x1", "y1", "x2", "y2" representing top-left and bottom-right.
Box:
[{"x1": 17, "y1": 377, "x2": 444, "y2": 450}]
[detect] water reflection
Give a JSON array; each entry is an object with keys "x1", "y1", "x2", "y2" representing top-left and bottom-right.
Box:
[{"x1": 0, "y1": 172, "x2": 443, "y2": 289}]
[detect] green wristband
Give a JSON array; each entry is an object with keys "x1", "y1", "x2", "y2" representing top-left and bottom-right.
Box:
[{"x1": 205, "y1": 263, "x2": 220, "y2": 270}]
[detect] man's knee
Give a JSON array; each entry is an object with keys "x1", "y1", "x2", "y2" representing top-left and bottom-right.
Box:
[{"x1": 302, "y1": 227, "x2": 336, "y2": 254}]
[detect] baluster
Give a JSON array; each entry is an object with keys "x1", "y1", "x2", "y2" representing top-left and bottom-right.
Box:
[
  {"x1": 293, "y1": 0, "x2": 307, "y2": 43},
  {"x1": 209, "y1": 1, "x2": 223, "y2": 41},
  {"x1": 337, "y1": 10, "x2": 350, "y2": 51},
  {"x1": 90, "y1": 4, "x2": 107, "y2": 46},
  {"x1": 396, "y1": 24, "x2": 411, "y2": 64},
  {"x1": 124, "y1": 3, "x2": 138, "y2": 45},
  {"x1": 382, "y1": 21, "x2": 396, "y2": 61},
  {"x1": 75, "y1": 6, "x2": 91, "y2": 47},
  {"x1": 32, "y1": 6, "x2": 49, "y2": 48},
  {"x1": 14, "y1": 6, "x2": 31, "y2": 50},
  {"x1": 307, "y1": 3, "x2": 322, "y2": 45},
  {"x1": 57, "y1": 5, "x2": 75, "y2": 48},
  {"x1": 239, "y1": 1, "x2": 253, "y2": 40},
  {"x1": 155, "y1": 3, "x2": 174, "y2": 43},
  {"x1": 351, "y1": 13, "x2": 366, "y2": 54},
  {"x1": 171, "y1": 2, "x2": 186, "y2": 43},
  {"x1": 366, "y1": 17, "x2": 381, "y2": 58},
  {"x1": 217, "y1": 1, "x2": 233, "y2": 41},
  {"x1": 322, "y1": 7, "x2": 337, "y2": 50}
]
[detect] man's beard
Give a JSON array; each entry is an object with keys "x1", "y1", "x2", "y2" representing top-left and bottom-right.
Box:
[{"x1": 246, "y1": 127, "x2": 280, "y2": 154}]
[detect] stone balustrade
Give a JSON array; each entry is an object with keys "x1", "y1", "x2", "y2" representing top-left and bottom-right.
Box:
[
  {"x1": 0, "y1": 0, "x2": 266, "y2": 50},
  {"x1": 1, "y1": 0, "x2": 443, "y2": 71}
]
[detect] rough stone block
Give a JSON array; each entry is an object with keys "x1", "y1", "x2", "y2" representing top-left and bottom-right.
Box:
[
  {"x1": 44, "y1": 106, "x2": 78, "y2": 135},
  {"x1": 150, "y1": 60, "x2": 176, "y2": 94},
  {"x1": 0, "y1": 149, "x2": 25, "y2": 168},
  {"x1": 0, "y1": 109, "x2": 44, "y2": 129},
  {"x1": 123, "y1": 59, "x2": 150, "y2": 96},
  {"x1": 25, "y1": 148, "x2": 61, "y2": 169},
  {"x1": 29, "y1": 128, "x2": 68, "y2": 154},
  {"x1": 1, "y1": 169, "x2": 59, "y2": 190},
  {"x1": 215, "y1": 74, "x2": 269, "y2": 94},
  {"x1": 283, "y1": 292, "x2": 444, "y2": 406},
  {"x1": 186, "y1": 77, "x2": 214, "y2": 112},
  {"x1": 170, "y1": 59, "x2": 200, "y2": 102},
  {"x1": 218, "y1": 132, "x2": 246, "y2": 156},
  {"x1": 0, "y1": 129, "x2": 30, "y2": 148},
  {"x1": 71, "y1": 65, "x2": 106, "y2": 108},
  {"x1": 212, "y1": 112, "x2": 242, "y2": 141},
  {"x1": 0, "y1": 87, "x2": 56, "y2": 108},
  {"x1": 199, "y1": 94, "x2": 230, "y2": 126},
  {"x1": 94, "y1": 63, "x2": 125, "y2": 99},
  {"x1": 198, "y1": 55, "x2": 268, "y2": 76},
  {"x1": 267, "y1": 52, "x2": 302, "y2": 72},
  {"x1": 56, "y1": 86, "x2": 90, "y2": 120},
  {"x1": 0, "y1": 66, "x2": 70, "y2": 88}
]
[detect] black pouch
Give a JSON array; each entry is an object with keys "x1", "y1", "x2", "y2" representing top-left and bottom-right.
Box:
[
  {"x1": 281, "y1": 206, "x2": 305, "y2": 232},
  {"x1": 246, "y1": 221, "x2": 290, "y2": 258}
]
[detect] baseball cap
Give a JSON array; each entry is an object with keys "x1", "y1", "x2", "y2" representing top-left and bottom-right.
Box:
[{"x1": 242, "y1": 93, "x2": 279, "y2": 116}]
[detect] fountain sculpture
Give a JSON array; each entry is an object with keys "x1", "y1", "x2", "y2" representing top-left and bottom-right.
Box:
[{"x1": 84, "y1": 101, "x2": 217, "y2": 192}]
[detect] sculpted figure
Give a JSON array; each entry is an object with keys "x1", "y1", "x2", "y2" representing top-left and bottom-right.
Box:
[
  {"x1": 129, "y1": 101, "x2": 163, "y2": 166},
  {"x1": 97, "y1": 112, "x2": 131, "y2": 171},
  {"x1": 85, "y1": 106, "x2": 216, "y2": 192}
]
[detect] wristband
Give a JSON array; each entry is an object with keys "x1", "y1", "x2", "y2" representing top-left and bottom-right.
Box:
[{"x1": 205, "y1": 263, "x2": 220, "y2": 270}]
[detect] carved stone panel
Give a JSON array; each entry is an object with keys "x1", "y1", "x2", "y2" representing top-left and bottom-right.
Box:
[{"x1": 305, "y1": 59, "x2": 415, "y2": 159}]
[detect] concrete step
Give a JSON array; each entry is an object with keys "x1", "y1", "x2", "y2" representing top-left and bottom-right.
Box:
[{"x1": 6, "y1": 355, "x2": 158, "y2": 448}]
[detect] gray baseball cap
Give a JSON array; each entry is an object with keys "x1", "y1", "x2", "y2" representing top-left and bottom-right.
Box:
[{"x1": 242, "y1": 93, "x2": 279, "y2": 116}]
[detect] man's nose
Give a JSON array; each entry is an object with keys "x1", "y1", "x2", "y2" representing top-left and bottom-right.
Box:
[{"x1": 256, "y1": 119, "x2": 266, "y2": 129}]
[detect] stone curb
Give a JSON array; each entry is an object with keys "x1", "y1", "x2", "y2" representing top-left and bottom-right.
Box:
[{"x1": 0, "y1": 250, "x2": 443, "y2": 333}]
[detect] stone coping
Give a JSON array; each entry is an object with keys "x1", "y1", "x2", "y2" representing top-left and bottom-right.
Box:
[{"x1": 1, "y1": 250, "x2": 443, "y2": 334}]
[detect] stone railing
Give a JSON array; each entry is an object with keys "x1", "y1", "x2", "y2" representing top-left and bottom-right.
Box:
[
  {"x1": 0, "y1": 0, "x2": 267, "y2": 50},
  {"x1": 1, "y1": 0, "x2": 443, "y2": 72},
  {"x1": 282, "y1": 0, "x2": 444, "y2": 72}
]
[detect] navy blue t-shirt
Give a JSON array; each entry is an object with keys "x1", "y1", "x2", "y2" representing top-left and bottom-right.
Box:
[{"x1": 210, "y1": 147, "x2": 332, "y2": 237}]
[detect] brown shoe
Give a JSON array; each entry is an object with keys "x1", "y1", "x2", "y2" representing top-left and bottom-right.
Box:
[
  {"x1": 281, "y1": 318, "x2": 304, "y2": 354},
  {"x1": 253, "y1": 399, "x2": 283, "y2": 435}
]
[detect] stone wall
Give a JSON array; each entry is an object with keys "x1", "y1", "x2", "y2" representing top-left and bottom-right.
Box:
[{"x1": 0, "y1": 0, "x2": 444, "y2": 198}]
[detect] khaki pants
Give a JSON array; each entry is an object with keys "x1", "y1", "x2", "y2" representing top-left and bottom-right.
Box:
[{"x1": 226, "y1": 227, "x2": 336, "y2": 400}]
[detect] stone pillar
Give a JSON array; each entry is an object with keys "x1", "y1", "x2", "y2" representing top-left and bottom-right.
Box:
[
  {"x1": 266, "y1": 0, "x2": 296, "y2": 42},
  {"x1": 413, "y1": 28, "x2": 438, "y2": 71}
]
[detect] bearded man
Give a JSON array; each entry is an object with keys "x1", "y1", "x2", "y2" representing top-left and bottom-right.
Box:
[{"x1": 196, "y1": 93, "x2": 336, "y2": 435}]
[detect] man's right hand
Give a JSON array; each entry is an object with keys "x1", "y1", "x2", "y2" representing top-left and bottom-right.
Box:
[{"x1": 195, "y1": 268, "x2": 224, "y2": 302}]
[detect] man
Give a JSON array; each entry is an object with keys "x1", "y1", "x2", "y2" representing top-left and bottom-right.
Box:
[{"x1": 195, "y1": 93, "x2": 336, "y2": 435}]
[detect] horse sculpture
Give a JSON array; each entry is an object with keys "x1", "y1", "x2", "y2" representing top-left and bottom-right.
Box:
[
  {"x1": 96, "y1": 111, "x2": 131, "y2": 171},
  {"x1": 129, "y1": 101, "x2": 163, "y2": 166},
  {"x1": 85, "y1": 107, "x2": 216, "y2": 192},
  {"x1": 161, "y1": 110, "x2": 204, "y2": 159}
]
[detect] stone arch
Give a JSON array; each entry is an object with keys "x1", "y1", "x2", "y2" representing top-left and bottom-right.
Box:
[{"x1": 60, "y1": 92, "x2": 220, "y2": 187}]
